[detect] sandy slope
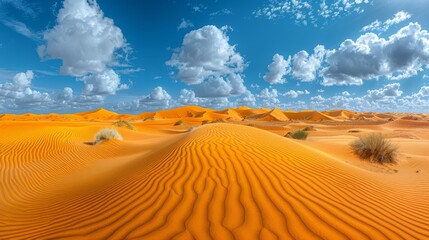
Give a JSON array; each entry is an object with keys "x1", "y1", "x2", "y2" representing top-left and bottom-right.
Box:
[{"x1": 1, "y1": 120, "x2": 428, "y2": 240}]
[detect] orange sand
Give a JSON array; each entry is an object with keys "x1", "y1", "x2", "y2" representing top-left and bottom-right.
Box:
[{"x1": 0, "y1": 107, "x2": 428, "y2": 239}]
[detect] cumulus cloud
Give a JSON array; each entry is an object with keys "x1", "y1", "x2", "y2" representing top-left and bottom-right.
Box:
[
  {"x1": 81, "y1": 69, "x2": 128, "y2": 95},
  {"x1": 366, "y1": 83, "x2": 402, "y2": 100},
  {"x1": 139, "y1": 86, "x2": 172, "y2": 108},
  {"x1": 167, "y1": 25, "x2": 247, "y2": 98},
  {"x1": 114, "y1": 86, "x2": 173, "y2": 112},
  {"x1": 321, "y1": 22, "x2": 429, "y2": 86},
  {"x1": 342, "y1": 91, "x2": 351, "y2": 96},
  {"x1": 362, "y1": 11, "x2": 411, "y2": 32},
  {"x1": 178, "y1": 89, "x2": 231, "y2": 109},
  {"x1": 416, "y1": 86, "x2": 429, "y2": 97},
  {"x1": 292, "y1": 45, "x2": 325, "y2": 81},
  {"x1": 284, "y1": 89, "x2": 309, "y2": 98},
  {"x1": 177, "y1": 18, "x2": 194, "y2": 30},
  {"x1": 254, "y1": 0, "x2": 370, "y2": 26},
  {"x1": 0, "y1": 70, "x2": 85, "y2": 111},
  {"x1": 263, "y1": 54, "x2": 291, "y2": 84},
  {"x1": 236, "y1": 90, "x2": 257, "y2": 107},
  {"x1": 38, "y1": 0, "x2": 128, "y2": 96},
  {"x1": 257, "y1": 88, "x2": 279, "y2": 98}
]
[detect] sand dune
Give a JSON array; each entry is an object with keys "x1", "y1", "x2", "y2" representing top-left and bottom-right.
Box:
[
  {"x1": 246, "y1": 108, "x2": 289, "y2": 121},
  {"x1": 1, "y1": 120, "x2": 428, "y2": 239}
]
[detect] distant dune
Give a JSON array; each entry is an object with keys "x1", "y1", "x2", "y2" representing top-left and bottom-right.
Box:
[{"x1": 0, "y1": 107, "x2": 428, "y2": 239}]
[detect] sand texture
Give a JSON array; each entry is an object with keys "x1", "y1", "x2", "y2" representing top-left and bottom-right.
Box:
[{"x1": 1, "y1": 107, "x2": 428, "y2": 239}]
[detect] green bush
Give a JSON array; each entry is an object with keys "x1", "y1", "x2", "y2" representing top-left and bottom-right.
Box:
[{"x1": 350, "y1": 133, "x2": 397, "y2": 164}]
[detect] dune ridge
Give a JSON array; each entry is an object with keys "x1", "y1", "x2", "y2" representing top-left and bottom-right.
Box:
[{"x1": 1, "y1": 122, "x2": 428, "y2": 240}]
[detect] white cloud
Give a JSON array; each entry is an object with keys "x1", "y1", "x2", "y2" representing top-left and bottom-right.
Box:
[
  {"x1": 209, "y1": 9, "x2": 232, "y2": 16},
  {"x1": 177, "y1": 18, "x2": 194, "y2": 30},
  {"x1": 0, "y1": 70, "x2": 83, "y2": 111},
  {"x1": 236, "y1": 90, "x2": 256, "y2": 107},
  {"x1": 322, "y1": 22, "x2": 429, "y2": 86},
  {"x1": 317, "y1": 89, "x2": 325, "y2": 93},
  {"x1": 292, "y1": 45, "x2": 325, "y2": 81},
  {"x1": 263, "y1": 54, "x2": 291, "y2": 84},
  {"x1": 257, "y1": 88, "x2": 279, "y2": 98},
  {"x1": 178, "y1": 89, "x2": 231, "y2": 109},
  {"x1": 362, "y1": 11, "x2": 411, "y2": 32},
  {"x1": 81, "y1": 69, "x2": 128, "y2": 95},
  {"x1": 254, "y1": 0, "x2": 370, "y2": 26},
  {"x1": 342, "y1": 91, "x2": 351, "y2": 96},
  {"x1": 38, "y1": 0, "x2": 128, "y2": 97},
  {"x1": 1, "y1": 18, "x2": 40, "y2": 41},
  {"x1": 284, "y1": 89, "x2": 309, "y2": 98},
  {"x1": 167, "y1": 25, "x2": 247, "y2": 97},
  {"x1": 139, "y1": 86, "x2": 172, "y2": 108},
  {"x1": 193, "y1": 77, "x2": 232, "y2": 97},
  {"x1": 250, "y1": 83, "x2": 260, "y2": 89},
  {"x1": 366, "y1": 83, "x2": 402, "y2": 100},
  {"x1": 114, "y1": 86, "x2": 173, "y2": 112},
  {"x1": 0, "y1": 0, "x2": 36, "y2": 16},
  {"x1": 416, "y1": 86, "x2": 429, "y2": 97}
]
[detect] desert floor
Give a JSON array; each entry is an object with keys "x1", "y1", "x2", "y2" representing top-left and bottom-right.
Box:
[{"x1": 0, "y1": 107, "x2": 428, "y2": 239}]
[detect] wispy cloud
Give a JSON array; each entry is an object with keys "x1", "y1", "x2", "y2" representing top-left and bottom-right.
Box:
[
  {"x1": 177, "y1": 18, "x2": 194, "y2": 30},
  {"x1": 254, "y1": 0, "x2": 371, "y2": 27},
  {"x1": 1, "y1": 18, "x2": 40, "y2": 41},
  {"x1": 209, "y1": 9, "x2": 232, "y2": 16},
  {"x1": 362, "y1": 11, "x2": 411, "y2": 32},
  {"x1": 0, "y1": 0, "x2": 36, "y2": 17}
]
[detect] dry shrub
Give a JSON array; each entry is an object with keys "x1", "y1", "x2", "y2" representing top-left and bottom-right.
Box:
[
  {"x1": 174, "y1": 120, "x2": 186, "y2": 126},
  {"x1": 94, "y1": 128, "x2": 122, "y2": 144},
  {"x1": 303, "y1": 125, "x2": 315, "y2": 131},
  {"x1": 187, "y1": 126, "x2": 196, "y2": 132},
  {"x1": 285, "y1": 129, "x2": 308, "y2": 140},
  {"x1": 113, "y1": 120, "x2": 135, "y2": 130},
  {"x1": 350, "y1": 133, "x2": 397, "y2": 164}
]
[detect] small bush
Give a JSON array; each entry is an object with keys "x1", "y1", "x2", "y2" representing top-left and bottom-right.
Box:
[
  {"x1": 201, "y1": 120, "x2": 209, "y2": 125},
  {"x1": 187, "y1": 126, "x2": 196, "y2": 132},
  {"x1": 285, "y1": 130, "x2": 308, "y2": 140},
  {"x1": 94, "y1": 128, "x2": 122, "y2": 144},
  {"x1": 174, "y1": 120, "x2": 186, "y2": 126},
  {"x1": 303, "y1": 125, "x2": 315, "y2": 131},
  {"x1": 113, "y1": 120, "x2": 135, "y2": 130},
  {"x1": 350, "y1": 133, "x2": 397, "y2": 164}
]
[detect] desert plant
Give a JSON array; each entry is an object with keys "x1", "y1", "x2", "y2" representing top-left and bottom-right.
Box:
[
  {"x1": 187, "y1": 126, "x2": 196, "y2": 132},
  {"x1": 201, "y1": 120, "x2": 209, "y2": 125},
  {"x1": 285, "y1": 129, "x2": 308, "y2": 140},
  {"x1": 350, "y1": 133, "x2": 397, "y2": 164},
  {"x1": 94, "y1": 128, "x2": 122, "y2": 144},
  {"x1": 113, "y1": 120, "x2": 135, "y2": 130},
  {"x1": 303, "y1": 125, "x2": 315, "y2": 131},
  {"x1": 174, "y1": 120, "x2": 185, "y2": 126}
]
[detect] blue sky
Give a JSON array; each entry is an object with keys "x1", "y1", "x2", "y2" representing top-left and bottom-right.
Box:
[{"x1": 0, "y1": 0, "x2": 429, "y2": 113}]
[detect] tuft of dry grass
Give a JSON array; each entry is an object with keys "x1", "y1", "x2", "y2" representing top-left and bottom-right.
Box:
[
  {"x1": 174, "y1": 120, "x2": 186, "y2": 126},
  {"x1": 350, "y1": 133, "x2": 397, "y2": 164},
  {"x1": 94, "y1": 128, "x2": 122, "y2": 144},
  {"x1": 285, "y1": 129, "x2": 308, "y2": 140},
  {"x1": 303, "y1": 125, "x2": 315, "y2": 131},
  {"x1": 113, "y1": 120, "x2": 135, "y2": 130}
]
